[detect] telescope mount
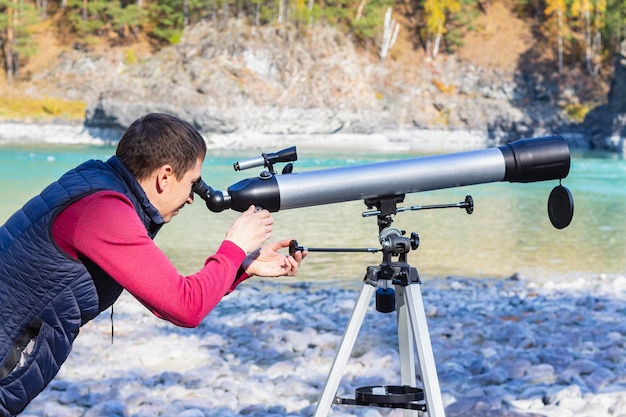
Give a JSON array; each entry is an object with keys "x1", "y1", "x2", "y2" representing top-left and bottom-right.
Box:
[{"x1": 301, "y1": 195, "x2": 473, "y2": 417}]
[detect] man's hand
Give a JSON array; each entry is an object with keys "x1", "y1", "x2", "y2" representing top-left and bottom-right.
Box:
[
  {"x1": 225, "y1": 205, "x2": 273, "y2": 253},
  {"x1": 242, "y1": 238, "x2": 307, "y2": 277}
]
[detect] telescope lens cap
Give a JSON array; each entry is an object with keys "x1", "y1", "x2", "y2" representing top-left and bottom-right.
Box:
[{"x1": 548, "y1": 185, "x2": 574, "y2": 229}]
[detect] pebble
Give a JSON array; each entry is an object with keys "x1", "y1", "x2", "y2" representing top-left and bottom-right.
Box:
[{"x1": 19, "y1": 273, "x2": 626, "y2": 416}]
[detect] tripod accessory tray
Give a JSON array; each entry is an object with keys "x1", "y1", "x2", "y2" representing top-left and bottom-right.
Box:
[{"x1": 338, "y1": 385, "x2": 426, "y2": 411}]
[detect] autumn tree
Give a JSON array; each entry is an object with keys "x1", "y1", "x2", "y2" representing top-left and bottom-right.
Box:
[
  {"x1": 544, "y1": 0, "x2": 568, "y2": 73},
  {"x1": 422, "y1": 0, "x2": 462, "y2": 58},
  {"x1": 571, "y1": 0, "x2": 606, "y2": 75},
  {"x1": 0, "y1": 0, "x2": 38, "y2": 83},
  {"x1": 380, "y1": 6, "x2": 399, "y2": 61},
  {"x1": 148, "y1": 0, "x2": 212, "y2": 42},
  {"x1": 109, "y1": 0, "x2": 148, "y2": 39},
  {"x1": 444, "y1": 0, "x2": 481, "y2": 51},
  {"x1": 603, "y1": 0, "x2": 626, "y2": 54},
  {"x1": 350, "y1": 7, "x2": 379, "y2": 45}
]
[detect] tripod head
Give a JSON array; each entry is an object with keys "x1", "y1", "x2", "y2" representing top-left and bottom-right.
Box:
[
  {"x1": 288, "y1": 194, "x2": 472, "y2": 313},
  {"x1": 362, "y1": 195, "x2": 421, "y2": 264},
  {"x1": 366, "y1": 197, "x2": 423, "y2": 314},
  {"x1": 289, "y1": 194, "x2": 473, "y2": 260}
]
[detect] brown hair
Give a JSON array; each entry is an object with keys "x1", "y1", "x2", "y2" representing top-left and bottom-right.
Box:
[{"x1": 116, "y1": 113, "x2": 207, "y2": 181}]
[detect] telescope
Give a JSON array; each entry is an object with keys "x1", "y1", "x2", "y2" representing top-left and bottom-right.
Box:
[
  {"x1": 193, "y1": 135, "x2": 574, "y2": 416},
  {"x1": 193, "y1": 135, "x2": 574, "y2": 228}
]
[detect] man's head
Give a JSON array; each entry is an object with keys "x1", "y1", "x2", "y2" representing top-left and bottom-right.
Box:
[
  {"x1": 117, "y1": 113, "x2": 207, "y2": 222},
  {"x1": 116, "y1": 113, "x2": 207, "y2": 181}
]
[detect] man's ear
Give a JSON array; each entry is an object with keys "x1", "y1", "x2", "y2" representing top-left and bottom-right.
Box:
[{"x1": 156, "y1": 165, "x2": 174, "y2": 193}]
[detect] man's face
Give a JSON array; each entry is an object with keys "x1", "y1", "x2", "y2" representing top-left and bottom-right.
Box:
[{"x1": 161, "y1": 157, "x2": 203, "y2": 222}]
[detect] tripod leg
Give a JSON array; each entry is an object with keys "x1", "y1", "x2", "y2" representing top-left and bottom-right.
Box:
[
  {"x1": 404, "y1": 284, "x2": 446, "y2": 417},
  {"x1": 396, "y1": 286, "x2": 419, "y2": 417},
  {"x1": 313, "y1": 282, "x2": 376, "y2": 417}
]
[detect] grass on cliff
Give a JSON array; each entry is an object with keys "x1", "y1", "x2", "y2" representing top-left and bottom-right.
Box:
[{"x1": 0, "y1": 93, "x2": 86, "y2": 122}]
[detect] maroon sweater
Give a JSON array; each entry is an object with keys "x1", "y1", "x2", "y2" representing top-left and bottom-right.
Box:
[{"x1": 52, "y1": 190, "x2": 249, "y2": 328}]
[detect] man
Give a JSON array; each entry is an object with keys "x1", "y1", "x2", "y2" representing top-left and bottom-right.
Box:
[{"x1": 0, "y1": 113, "x2": 305, "y2": 416}]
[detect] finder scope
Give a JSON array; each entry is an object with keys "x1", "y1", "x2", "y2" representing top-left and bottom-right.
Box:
[
  {"x1": 193, "y1": 135, "x2": 571, "y2": 214},
  {"x1": 233, "y1": 146, "x2": 297, "y2": 173}
]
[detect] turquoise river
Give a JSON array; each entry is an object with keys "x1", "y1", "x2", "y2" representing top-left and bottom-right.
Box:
[{"x1": 0, "y1": 144, "x2": 624, "y2": 284}]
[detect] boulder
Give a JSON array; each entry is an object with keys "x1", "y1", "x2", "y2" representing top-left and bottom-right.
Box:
[{"x1": 583, "y1": 39, "x2": 626, "y2": 153}]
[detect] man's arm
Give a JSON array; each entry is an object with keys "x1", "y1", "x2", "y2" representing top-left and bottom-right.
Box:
[{"x1": 53, "y1": 191, "x2": 248, "y2": 327}]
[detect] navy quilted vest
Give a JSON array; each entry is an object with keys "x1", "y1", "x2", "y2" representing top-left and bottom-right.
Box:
[{"x1": 0, "y1": 156, "x2": 164, "y2": 416}]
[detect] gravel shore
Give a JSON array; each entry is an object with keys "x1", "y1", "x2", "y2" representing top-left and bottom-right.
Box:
[{"x1": 20, "y1": 273, "x2": 626, "y2": 417}]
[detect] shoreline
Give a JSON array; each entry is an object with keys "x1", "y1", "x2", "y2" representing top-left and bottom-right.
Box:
[
  {"x1": 0, "y1": 121, "x2": 594, "y2": 154},
  {"x1": 21, "y1": 273, "x2": 626, "y2": 417},
  {"x1": 0, "y1": 121, "x2": 112, "y2": 146},
  {"x1": 0, "y1": 121, "x2": 490, "y2": 153}
]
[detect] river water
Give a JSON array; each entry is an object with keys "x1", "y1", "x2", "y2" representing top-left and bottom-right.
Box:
[{"x1": 0, "y1": 144, "x2": 624, "y2": 284}]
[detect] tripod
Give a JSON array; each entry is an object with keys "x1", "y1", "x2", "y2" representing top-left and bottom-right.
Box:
[{"x1": 304, "y1": 196, "x2": 472, "y2": 417}]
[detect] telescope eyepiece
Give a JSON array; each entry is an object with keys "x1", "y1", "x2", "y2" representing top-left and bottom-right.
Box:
[
  {"x1": 192, "y1": 179, "x2": 232, "y2": 212},
  {"x1": 192, "y1": 179, "x2": 210, "y2": 201}
]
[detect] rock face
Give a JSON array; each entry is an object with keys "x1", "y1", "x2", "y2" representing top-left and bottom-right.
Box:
[
  {"x1": 583, "y1": 39, "x2": 626, "y2": 153},
  {"x1": 607, "y1": 40, "x2": 626, "y2": 114},
  {"x1": 27, "y1": 21, "x2": 618, "y2": 150},
  {"x1": 77, "y1": 22, "x2": 581, "y2": 146}
]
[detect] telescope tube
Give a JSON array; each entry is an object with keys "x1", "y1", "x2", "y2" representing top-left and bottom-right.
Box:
[{"x1": 197, "y1": 135, "x2": 570, "y2": 212}]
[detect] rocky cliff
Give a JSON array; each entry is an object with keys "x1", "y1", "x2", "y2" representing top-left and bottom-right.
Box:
[
  {"x1": 583, "y1": 40, "x2": 626, "y2": 153},
  {"x1": 26, "y1": 21, "x2": 624, "y2": 152}
]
